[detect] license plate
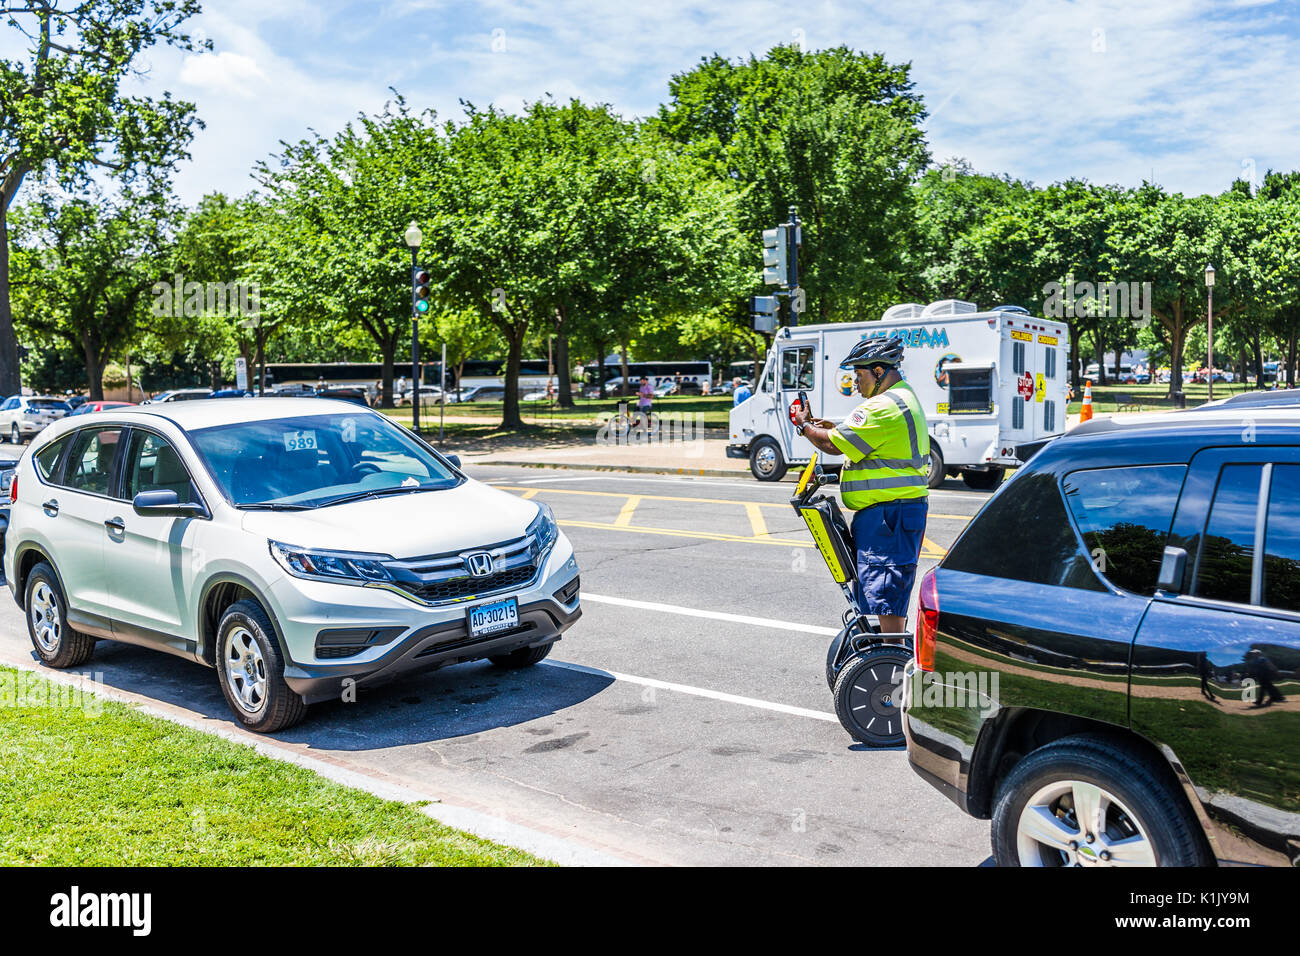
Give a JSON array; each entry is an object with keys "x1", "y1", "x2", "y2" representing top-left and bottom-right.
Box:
[{"x1": 468, "y1": 597, "x2": 518, "y2": 638}]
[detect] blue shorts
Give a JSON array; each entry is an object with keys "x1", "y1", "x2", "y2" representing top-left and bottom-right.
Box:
[{"x1": 850, "y1": 497, "x2": 928, "y2": 618}]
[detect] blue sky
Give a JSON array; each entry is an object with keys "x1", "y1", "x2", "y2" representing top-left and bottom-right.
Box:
[{"x1": 63, "y1": 0, "x2": 1300, "y2": 204}]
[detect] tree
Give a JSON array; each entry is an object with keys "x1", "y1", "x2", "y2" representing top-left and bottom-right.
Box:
[
  {"x1": 655, "y1": 45, "x2": 930, "y2": 321},
  {"x1": 8, "y1": 185, "x2": 172, "y2": 398},
  {"x1": 254, "y1": 98, "x2": 444, "y2": 407},
  {"x1": 1, "y1": 0, "x2": 205, "y2": 395}
]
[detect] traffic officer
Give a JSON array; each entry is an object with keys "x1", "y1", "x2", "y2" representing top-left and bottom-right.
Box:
[{"x1": 792, "y1": 336, "x2": 929, "y2": 635}]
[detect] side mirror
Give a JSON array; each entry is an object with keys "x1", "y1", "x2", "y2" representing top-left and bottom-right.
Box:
[
  {"x1": 133, "y1": 490, "x2": 205, "y2": 519},
  {"x1": 445, "y1": 454, "x2": 462, "y2": 470},
  {"x1": 1157, "y1": 545, "x2": 1188, "y2": 594}
]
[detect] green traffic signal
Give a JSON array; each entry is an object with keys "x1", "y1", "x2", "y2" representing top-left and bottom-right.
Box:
[{"x1": 415, "y1": 299, "x2": 430, "y2": 314}]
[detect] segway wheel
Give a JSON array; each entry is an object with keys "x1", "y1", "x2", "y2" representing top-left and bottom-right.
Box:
[{"x1": 832, "y1": 644, "x2": 912, "y2": 747}]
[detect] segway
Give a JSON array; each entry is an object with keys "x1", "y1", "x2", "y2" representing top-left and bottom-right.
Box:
[{"x1": 788, "y1": 392, "x2": 912, "y2": 748}]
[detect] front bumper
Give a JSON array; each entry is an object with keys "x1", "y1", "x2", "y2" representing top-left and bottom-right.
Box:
[
  {"x1": 726, "y1": 443, "x2": 749, "y2": 459},
  {"x1": 282, "y1": 593, "x2": 581, "y2": 704}
]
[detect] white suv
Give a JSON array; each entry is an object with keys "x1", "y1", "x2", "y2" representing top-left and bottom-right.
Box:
[
  {"x1": 5, "y1": 399, "x2": 581, "y2": 732},
  {"x1": 0, "y1": 395, "x2": 72, "y2": 444}
]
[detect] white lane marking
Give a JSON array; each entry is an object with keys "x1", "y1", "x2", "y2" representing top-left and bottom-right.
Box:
[
  {"x1": 582, "y1": 592, "x2": 839, "y2": 636},
  {"x1": 543, "y1": 659, "x2": 837, "y2": 723}
]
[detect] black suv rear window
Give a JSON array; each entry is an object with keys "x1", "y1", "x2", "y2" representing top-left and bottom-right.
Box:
[
  {"x1": 942, "y1": 471, "x2": 1104, "y2": 590},
  {"x1": 1062, "y1": 465, "x2": 1186, "y2": 596}
]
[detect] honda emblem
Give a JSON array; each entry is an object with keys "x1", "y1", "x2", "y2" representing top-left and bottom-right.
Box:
[{"x1": 465, "y1": 551, "x2": 495, "y2": 577}]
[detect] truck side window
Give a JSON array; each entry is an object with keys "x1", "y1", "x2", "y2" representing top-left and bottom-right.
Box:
[
  {"x1": 1062, "y1": 465, "x2": 1186, "y2": 596},
  {"x1": 1012, "y1": 341, "x2": 1026, "y2": 375},
  {"x1": 1045, "y1": 347, "x2": 1057, "y2": 379},
  {"x1": 1263, "y1": 465, "x2": 1300, "y2": 612},
  {"x1": 780, "y1": 348, "x2": 815, "y2": 390},
  {"x1": 1195, "y1": 464, "x2": 1265, "y2": 605}
]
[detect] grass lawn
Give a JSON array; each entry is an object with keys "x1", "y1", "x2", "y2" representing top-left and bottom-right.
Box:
[
  {"x1": 0, "y1": 667, "x2": 549, "y2": 866},
  {"x1": 1065, "y1": 381, "x2": 1264, "y2": 415},
  {"x1": 387, "y1": 394, "x2": 735, "y2": 427}
]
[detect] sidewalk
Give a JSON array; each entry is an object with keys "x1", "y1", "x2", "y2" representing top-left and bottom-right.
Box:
[{"x1": 448, "y1": 409, "x2": 1172, "y2": 478}]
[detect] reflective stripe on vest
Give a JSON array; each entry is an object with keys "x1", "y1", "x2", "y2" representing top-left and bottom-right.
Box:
[{"x1": 837, "y1": 382, "x2": 929, "y2": 509}]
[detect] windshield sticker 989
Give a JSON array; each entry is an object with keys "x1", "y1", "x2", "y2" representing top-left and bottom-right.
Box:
[{"x1": 283, "y1": 430, "x2": 317, "y2": 451}]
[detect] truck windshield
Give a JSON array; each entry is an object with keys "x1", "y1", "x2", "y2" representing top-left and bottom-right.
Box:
[{"x1": 189, "y1": 412, "x2": 460, "y2": 508}]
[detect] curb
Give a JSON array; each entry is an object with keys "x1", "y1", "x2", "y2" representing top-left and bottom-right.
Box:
[{"x1": 469, "y1": 459, "x2": 751, "y2": 478}]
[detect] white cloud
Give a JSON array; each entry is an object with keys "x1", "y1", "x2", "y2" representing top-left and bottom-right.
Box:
[{"x1": 179, "y1": 52, "x2": 268, "y2": 97}]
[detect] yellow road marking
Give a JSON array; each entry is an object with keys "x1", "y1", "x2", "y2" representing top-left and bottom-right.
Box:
[
  {"x1": 559, "y1": 519, "x2": 809, "y2": 548},
  {"x1": 614, "y1": 495, "x2": 641, "y2": 527},
  {"x1": 495, "y1": 484, "x2": 970, "y2": 522},
  {"x1": 518, "y1": 488, "x2": 539, "y2": 499},
  {"x1": 745, "y1": 502, "x2": 769, "y2": 538}
]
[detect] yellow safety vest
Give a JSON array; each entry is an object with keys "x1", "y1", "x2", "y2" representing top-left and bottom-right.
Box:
[{"x1": 829, "y1": 381, "x2": 930, "y2": 510}]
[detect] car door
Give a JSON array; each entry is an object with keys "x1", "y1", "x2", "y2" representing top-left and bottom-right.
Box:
[
  {"x1": 103, "y1": 428, "x2": 205, "y2": 649},
  {"x1": 1131, "y1": 445, "x2": 1300, "y2": 866},
  {"x1": 47, "y1": 426, "x2": 123, "y2": 624}
]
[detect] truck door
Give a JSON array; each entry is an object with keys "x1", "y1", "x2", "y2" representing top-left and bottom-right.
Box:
[
  {"x1": 779, "y1": 343, "x2": 817, "y2": 460},
  {"x1": 1008, "y1": 331, "x2": 1034, "y2": 438}
]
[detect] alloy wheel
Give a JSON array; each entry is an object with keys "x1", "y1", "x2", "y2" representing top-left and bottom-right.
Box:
[
  {"x1": 223, "y1": 626, "x2": 268, "y2": 715},
  {"x1": 30, "y1": 582, "x2": 61, "y2": 652},
  {"x1": 1016, "y1": 779, "x2": 1157, "y2": 866}
]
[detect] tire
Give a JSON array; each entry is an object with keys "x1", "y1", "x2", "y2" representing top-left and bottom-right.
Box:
[
  {"x1": 990, "y1": 734, "x2": 1212, "y2": 867},
  {"x1": 749, "y1": 437, "x2": 787, "y2": 482},
  {"x1": 831, "y1": 644, "x2": 911, "y2": 747},
  {"x1": 25, "y1": 562, "x2": 95, "y2": 668},
  {"x1": 926, "y1": 445, "x2": 946, "y2": 489},
  {"x1": 214, "y1": 599, "x2": 308, "y2": 733},
  {"x1": 489, "y1": 641, "x2": 554, "y2": 669},
  {"x1": 9, "y1": 424, "x2": 18, "y2": 445},
  {"x1": 961, "y1": 467, "x2": 1003, "y2": 491}
]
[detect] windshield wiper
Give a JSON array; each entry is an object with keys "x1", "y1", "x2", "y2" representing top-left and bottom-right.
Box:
[
  {"x1": 320, "y1": 486, "x2": 433, "y2": 507},
  {"x1": 240, "y1": 502, "x2": 312, "y2": 511}
]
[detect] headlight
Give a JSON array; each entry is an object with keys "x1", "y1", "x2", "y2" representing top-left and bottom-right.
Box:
[
  {"x1": 269, "y1": 540, "x2": 393, "y2": 584},
  {"x1": 527, "y1": 502, "x2": 558, "y2": 556}
]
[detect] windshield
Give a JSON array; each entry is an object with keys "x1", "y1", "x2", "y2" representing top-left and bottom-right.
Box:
[{"x1": 189, "y1": 412, "x2": 460, "y2": 508}]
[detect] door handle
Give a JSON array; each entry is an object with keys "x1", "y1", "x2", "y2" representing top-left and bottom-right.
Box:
[
  {"x1": 42, "y1": 499, "x2": 58, "y2": 516},
  {"x1": 104, "y1": 516, "x2": 126, "y2": 533}
]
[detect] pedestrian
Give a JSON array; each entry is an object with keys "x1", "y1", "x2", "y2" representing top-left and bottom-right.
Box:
[
  {"x1": 793, "y1": 336, "x2": 929, "y2": 636},
  {"x1": 637, "y1": 375, "x2": 654, "y2": 427},
  {"x1": 1246, "y1": 649, "x2": 1286, "y2": 707},
  {"x1": 733, "y1": 377, "x2": 752, "y2": 406}
]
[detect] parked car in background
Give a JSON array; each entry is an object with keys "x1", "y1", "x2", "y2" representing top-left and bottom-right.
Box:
[
  {"x1": 315, "y1": 386, "x2": 371, "y2": 408},
  {"x1": 5, "y1": 399, "x2": 581, "y2": 732},
  {"x1": 65, "y1": 395, "x2": 88, "y2": 411},
  {"x1": 1196, "y1": 387, "x2": 1300, "y2": 411},
  {"x1": 445, "y1": 385, "x2": 507, "y2": 404},
  {"x1": 0, "y1": 395, "x2": 73, "y2": 444},
  {"x1": 210, "y1": 389, "x2": 254, "y2": 399},
  {"x1": 905, "y1": 407, "x2": 1300, "y2": 867},
  {"x1": 144, "y1": 388, "x2": 213, "y2": 404},
  {"x1": 69, "y1": 401, "x2": 136, "y2": 417},
  {"x1": 0, "y1": 453, "x2": 20, "y2": 543},
  {"x1": 396, "y1": 385, "x2": 442, "y2": 407}
]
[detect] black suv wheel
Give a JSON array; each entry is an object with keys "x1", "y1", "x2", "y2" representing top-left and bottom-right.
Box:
[{"x1": 991, "y1": 735, "x2": 1211, "y2": 867}]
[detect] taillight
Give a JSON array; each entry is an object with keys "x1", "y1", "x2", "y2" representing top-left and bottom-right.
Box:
[
  {"x1": 915, "y1": 567, "x2": 939, "y2": 672},
  {"x1": 9, "y1": 473, "x2": 17, "y2": 503}
]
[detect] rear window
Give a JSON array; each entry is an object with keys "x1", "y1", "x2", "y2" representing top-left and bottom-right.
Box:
[
  {"x1": 942, "y1": 471, "x2": 1104, "y2": 590},
  {"x1": 1062, "y1": 465, "x2": 1186, "y2": 596},
  {"x1": 29, "y1": 400, "x2": 70, "y2": 411}
]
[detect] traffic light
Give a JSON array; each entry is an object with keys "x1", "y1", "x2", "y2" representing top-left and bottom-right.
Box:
[
  {"x1": 413, "y1": 267, "x2": 431, "y2": 314},
  {"x1": 750, "y1": 295, "x2": 779, "y2": 333},
  {"x1": 762, "y1": 225, "x2": 790, "y2": 287}
]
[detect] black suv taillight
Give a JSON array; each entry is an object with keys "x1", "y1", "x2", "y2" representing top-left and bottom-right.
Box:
[{"x1": 916, "y1": 567, "x2": 939, "y2": 672}]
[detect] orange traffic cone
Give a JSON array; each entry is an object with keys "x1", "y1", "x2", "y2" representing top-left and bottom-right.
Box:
[{"x1": 1080, "y1": 380, "x2": 1094, "y2": 422}]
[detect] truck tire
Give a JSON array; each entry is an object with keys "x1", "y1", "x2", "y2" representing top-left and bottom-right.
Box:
[
  {"x1": 990, "y1": 735, "x2": 1212, "y2": 867},
  {"x1": 961, "y1": 467, "x2": 1003, "y2": 490},
  {"x1": 926, "y1": 446, "x2": 946, "y2": 489},
  {"x1": 749, "y1": 437, "x2": 787, "y2": 482}
]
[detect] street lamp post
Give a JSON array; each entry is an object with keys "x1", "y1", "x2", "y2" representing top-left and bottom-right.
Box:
[
  {"x1": 404, "y1": 221, "x2": 423, "y2": 433},
  {"x1": 1205, "y1": 264, "x2": 1216, "y2": 403}
]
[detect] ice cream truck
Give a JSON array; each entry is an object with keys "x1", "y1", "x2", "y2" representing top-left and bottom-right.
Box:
[{"x1": 727, "y1": 300, "x2": 1071, "y2": 488}]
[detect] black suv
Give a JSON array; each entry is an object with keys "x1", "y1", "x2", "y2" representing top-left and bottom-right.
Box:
[{"x1": 904, "y1": 408, "x2": 1299, "y2": 867}]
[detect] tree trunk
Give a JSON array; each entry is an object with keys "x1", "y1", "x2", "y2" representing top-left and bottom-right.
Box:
[
  {"x1": 379, "y1": 337, "x2": 396, "y2": 409},
  {"x1": 1251, "y1": 332, "x2": 1265, "y2": 390},
  {"x1": 255, "y1": 332, "x2": 266, "y2": 397},
  {"x1": 501, "y1": 324, "x2": 526, "y2": 430},
  {"x1": 1166, "y1": 302, "x2": 1186, "y2": 399},
  {"x1": 595, "y1": 337, "x2": 607, "y2": 399},
  {"x1": 1288, "y1": 329, "x2": 1297, "y2": 388},
  {"x1": 82, "y1": 335, "x2": 105, "y2": 401},
  {"x1": 551, "y1": 325, "x2": 572, "y2": 408},
  {"x1": 1069, "y1": 326, "x2": 1081, "y2": 392},
  {"x1": 0, "y1": 211, "x2": 22, "y2": 397},
  {"x1": 619, "y1": 341, "x2": 630, "y2": 397},
  {"x1": 1092, "y1": 330, "x2": 1108, "y2": 386}
]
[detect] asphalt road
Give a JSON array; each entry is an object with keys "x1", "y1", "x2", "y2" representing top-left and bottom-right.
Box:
[{"x1": 0, "y1": 464, "x2": 997, "y2": 866}]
